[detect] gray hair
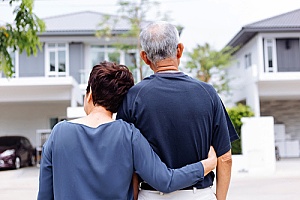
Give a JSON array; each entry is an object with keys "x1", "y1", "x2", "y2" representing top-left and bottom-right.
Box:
[{"x1": 140, "y1": 21, "x2": 180, "y2": 64}]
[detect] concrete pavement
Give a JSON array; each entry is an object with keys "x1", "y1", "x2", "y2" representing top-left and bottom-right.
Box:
[
  {"x1": 0, "y1": 158, "x2": 299, "y2": 200},
  {"x1": 228, "y1": 158, "x2": 300, "y2": 200},
  {"x1": 0, "y1": 166, "x2": 39, "y2": 200}
]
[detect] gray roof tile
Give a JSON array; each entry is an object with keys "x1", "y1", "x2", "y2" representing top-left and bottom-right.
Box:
[
  {"x1": 41, "y1": 11, "x2": 132, "y2": 35},
  {"x1": 245, "y1": 8, "x2": 300, "y2": 28},
  {"x1": 227, "y1": 9, "x2": 300, "y2": 48}
]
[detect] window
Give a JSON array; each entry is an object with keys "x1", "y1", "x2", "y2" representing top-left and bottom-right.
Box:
[
  {"x1": 91, "y1": 45, "x2": 105, "y2": 67},
  {"x1": 50, "y1": 118, "x2": 59, "y2": 129},
  {"x1": 80, "y1": 46, "x2": 139, "y2": 84},
  {"x1": 236, "y1": 61, "x2": 240, "y2": 68},
  {"x1": 263, "y1": 39, "x2": 277, "y2": 73},
  {"x1": 45, "y1": 43, "x2": 68, "y2": 77},
  {"x1": 10, "y1": 50, "x2": 17, "y2": 77},
  {"x1": 108, "y1": 52, "x2": 120, "y2": 63},
  {"x1": 276, "y1": 38, "x2": 300, "y2": 72},
  {"x1": 124, "y1": 52, "x2": 139, "y2": 81},
  {"x1": 0, "y1": 49, "x2": 19, "y2": 78},
  {"x1": 244, "y1": 53, "x2": 252, "y2": 68},
  {"x1": 90, "y1": 45, "x2": 121, "y2": 64},
  {"x1": 264, "y1": 38, "x2": 300, "y2": 72},
  {"x1": 125, "y1": 52, "x2": 136, "y2": 69},
  {"x1": 86, "y1": 45, "x2": 137, "y2": 80}
]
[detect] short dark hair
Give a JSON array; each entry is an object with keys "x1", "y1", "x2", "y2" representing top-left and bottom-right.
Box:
[{"x1": 86, "y1": 61, "x2": 134, "y2": 113}]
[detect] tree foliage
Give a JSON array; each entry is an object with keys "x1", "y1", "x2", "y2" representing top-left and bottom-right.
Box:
[
  {"x1": 227, "y1": 103, "x2": 254, "y2": 154},
  {"x1": 0, "y1": 0, "x2": 45, "y2": 77},
  {"x1": 96, "y1": 0, "x2": 170, "y2": 81},
  {"x1": 186, "y1": 43, "x2": 238, "y2": 95}
]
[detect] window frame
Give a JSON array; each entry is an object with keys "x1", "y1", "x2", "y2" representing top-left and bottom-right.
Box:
[
  {"x1": 0, "y1": 49, "x2": 19, "y2": 78},
  {"x1": 263, "y1": 38, "x2": 278, "y2": 73},
  {"x1": 81, "y1": 45, "x2": 138, "y2": 84},
  {"x1": 44, "y1": 43, "x2": 69, "y2": 77},
  {"x1": 244, "y1": 53, "x2": 252, "y2": 69}
]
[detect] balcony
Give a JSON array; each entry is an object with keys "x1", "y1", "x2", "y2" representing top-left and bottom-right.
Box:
[{"x1": 0, "y1": 77, "x2": 82, "y2": 106}]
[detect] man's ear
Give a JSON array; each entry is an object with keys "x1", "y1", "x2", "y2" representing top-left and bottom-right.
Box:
[
  {"x1": 140, "y1": 51, "x2": 151, "y2": 65},
  {"x1": 177, "y1": 43, "x2": 184, "y2": 59}
]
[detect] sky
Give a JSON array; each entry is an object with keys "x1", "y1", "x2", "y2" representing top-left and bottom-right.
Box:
[{"x1": 2, "y1": 0, "x2": 300, "y2": 51}]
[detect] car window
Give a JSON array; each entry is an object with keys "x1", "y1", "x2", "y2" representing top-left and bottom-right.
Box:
[
  {"x1": 0, "y1": 137, "x2": 19, "y2": 146},
  {"x1": 21, "y1": 138, "x2": 31, "y2": 148},
  {"x1": 24, "y1": 139, "x2": 31, "y2": 148}
]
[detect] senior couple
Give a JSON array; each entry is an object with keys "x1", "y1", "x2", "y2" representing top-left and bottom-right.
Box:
[{"x1": 38, "y1": 21, "x2": 238, "y2": 200}]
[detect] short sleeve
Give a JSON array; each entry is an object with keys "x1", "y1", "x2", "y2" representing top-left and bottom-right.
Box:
[{"x1": 211, "y1": 97, "x2": 238, "y2": 157}]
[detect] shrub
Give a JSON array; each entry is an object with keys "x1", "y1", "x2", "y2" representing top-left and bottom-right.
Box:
[{"x1": 227, "y1": 104, "x2": 254, "y2": 154}]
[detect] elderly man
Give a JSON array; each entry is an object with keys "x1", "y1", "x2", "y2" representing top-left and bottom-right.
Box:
[{"x1": 117, "y1": 21, "x2": 239, "y2": 200}]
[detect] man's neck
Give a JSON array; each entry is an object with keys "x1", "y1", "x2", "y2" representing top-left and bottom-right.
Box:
[
  {"x1": 154, "y1": 58, "x2": 179, "y2": 73},
  {"x1": 156, "y1": 66, "x2": 179, "y2": 73}
]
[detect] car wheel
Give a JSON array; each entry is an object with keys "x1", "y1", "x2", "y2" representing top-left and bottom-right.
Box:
[
  {"x1": 28, "y1": 154, "x2": 35, "y2": 166},
  {"x1": 14, "y1": 157, "x2": 21, "y2": 169}
]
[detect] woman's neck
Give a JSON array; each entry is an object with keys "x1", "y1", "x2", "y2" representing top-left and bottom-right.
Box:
[{"x1": 70, "y1": 106, "x2": 114, "y2": 128}]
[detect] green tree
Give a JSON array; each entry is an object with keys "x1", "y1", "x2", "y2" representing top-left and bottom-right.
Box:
[
  {"x1": 0, "y1": 0, "x2": 45, "y2": 77},
  {"x1": 96, "y1": 0, "x2": 172, "y2": 81},
  {"x1": 186, "y1": 43, "x2": 238, "y2": 95},
  {"x1": 227, "y1": 104, "x2": 254, "y2": 154}
]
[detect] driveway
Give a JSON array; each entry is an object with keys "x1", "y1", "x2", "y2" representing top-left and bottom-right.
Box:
[
  {"x1": 0, "y1": 159, "x2": 300, "y2": 200},
  {"x1": 0, "y1": 166, "x2": 39, "y2": 200},
  {"x1": 228, "y1": 158, "x2": 300, "y2": 200}
]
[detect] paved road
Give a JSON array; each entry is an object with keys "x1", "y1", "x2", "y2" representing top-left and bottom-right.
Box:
[{"x1": 0, "y1": 158, "x2": 299, "y2": 200}]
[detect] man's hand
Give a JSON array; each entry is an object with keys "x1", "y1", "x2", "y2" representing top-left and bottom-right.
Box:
[{"x1": 201, "y1": 146, "x2": 217, "y2": 176}]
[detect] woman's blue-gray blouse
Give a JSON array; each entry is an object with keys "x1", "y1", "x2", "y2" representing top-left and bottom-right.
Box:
[{"x1": 38, "y1": 120, "x2": 204, "y2": 200}]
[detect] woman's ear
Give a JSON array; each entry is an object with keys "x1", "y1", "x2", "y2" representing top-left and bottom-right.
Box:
[
  {"x1": 140, "y1": 51, "x2": 151, "y2": 65},
  {"x1": 86, "y1": 90, "x2": 93, "y2": 103}
]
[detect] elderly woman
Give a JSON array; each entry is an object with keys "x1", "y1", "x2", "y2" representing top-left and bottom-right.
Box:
[{"x1": 37, "y1": 61, "x2": 216, "y2": 200}]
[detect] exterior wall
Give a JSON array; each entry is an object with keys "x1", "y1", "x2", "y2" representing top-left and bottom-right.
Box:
[
  {"x1": 19, "y1": 46, "x2": 45, "y2": 77},
  {"x1": 260, "y1": 100, "x2": 300, "y2": 139},
  {"x1": 227, "y1": 33, "x2": 300, "y2": 116},
  {"x1": 226, "y1": 35, "x2": 261, "y2": 115},
  {"x1": 0, "y1": 102, "x2": 69, "y2": 147},
  {"x1": 69, "y1": 42, "x2": 84, "y2": 83}
]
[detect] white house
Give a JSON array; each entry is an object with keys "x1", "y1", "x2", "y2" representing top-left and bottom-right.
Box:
[
  {"x1": 0, "y1": 11, "x2": 140, "y2": 147},
  {"x1": 225, "y1": 9, "x2": 300, "y2": 158}
]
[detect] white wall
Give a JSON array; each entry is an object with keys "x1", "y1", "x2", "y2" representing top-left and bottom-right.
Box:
[
  {"x1": 226, "y1": 35, "x2": 260, "y2": 109},
  {"x1": 0, "y1": 102, "x2": 69, "y2": 147},
  {"x1": 232, "y1": 117, "x2": 276, "y2": 175}
]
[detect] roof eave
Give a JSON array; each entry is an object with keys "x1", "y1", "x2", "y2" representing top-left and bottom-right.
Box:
[
  {"x1": 38, "y1": 30, "x2": 128, "y2": 37},
  {"x1": 226, "y1": 26, "x2": 300, "y2": 49}
]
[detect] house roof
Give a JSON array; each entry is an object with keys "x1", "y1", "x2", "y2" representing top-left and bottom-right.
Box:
[
  {"x1": 227, "y1": 8, "x2": 300, "y2": 48},
  {"x1": 40, "y1": 11, "x2": 132, "y2": 36}
]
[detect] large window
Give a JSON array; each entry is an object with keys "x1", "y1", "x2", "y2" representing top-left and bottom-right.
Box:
[
  {"x1": 264, "y1": 38, "x2": 300, "y2": 73},
  {"x1": 276, "y1": 38, "x2": 300, "y2": 72},
  {"x1": 90, "y1": 45, "x2": 122, "y2": 66},
  {"x1": 45, "y1": 43, "x2": 68, "y2": 77},
  {"x1": 91, "y1": 45, "x2": 105, "y2": 67},
  {"x1": 81, "y1": 45, "x2": 137, "y2": 84}
]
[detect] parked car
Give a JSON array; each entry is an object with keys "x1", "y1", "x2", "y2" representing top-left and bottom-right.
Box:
[{"x1": 0, "y1": 136, "x2": 35, "y2": 169}]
